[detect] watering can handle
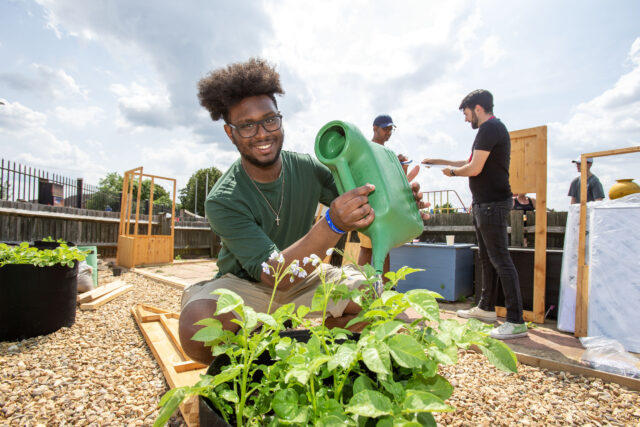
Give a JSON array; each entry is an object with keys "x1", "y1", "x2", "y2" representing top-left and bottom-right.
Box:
[{"x1": 336, "y1": 158, "x2": 357, "y2": 193}]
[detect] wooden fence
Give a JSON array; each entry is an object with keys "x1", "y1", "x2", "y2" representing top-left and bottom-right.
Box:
[
  {"x1": 0, "y1": 200, "x2": 218, "y2": 259},
  {"x1": 419, "y1": 210, "x2": 567, "y2": 248},
  {"x1": 0, "y1": 201, "x2": 568, "y2": 262}
]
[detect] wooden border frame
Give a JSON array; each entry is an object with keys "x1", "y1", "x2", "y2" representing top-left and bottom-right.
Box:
[
  {"x1": 574, "y1": 146, "x2": 640, "y2": 336},
  {"x1": 116, "y1": 166, "x2": 177, "y2": 268},
  {"x1": 496, "y1": 125, "x2": 547, "y2": 323}
]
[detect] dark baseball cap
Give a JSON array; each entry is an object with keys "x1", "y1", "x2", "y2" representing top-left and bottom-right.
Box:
[
  {"x1": 373, "y1": 115, "x2": 394, "y2": 128},
  {"x1": 572, "y1": 157, "x2": 593, "y2": 164}
]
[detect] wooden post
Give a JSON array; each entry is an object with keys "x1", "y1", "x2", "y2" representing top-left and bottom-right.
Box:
[{"x1": 510, "y1": 210, "x2": 524, "y2": 247}]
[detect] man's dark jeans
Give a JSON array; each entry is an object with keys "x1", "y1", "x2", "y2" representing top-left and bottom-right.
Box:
[{"x1": 472, "y1": 198, "x2": 524, "y2": 324}]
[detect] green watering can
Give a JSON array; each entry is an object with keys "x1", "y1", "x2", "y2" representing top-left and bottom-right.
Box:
[{"x1": 314, "y1": 120, "x2": 423, "y2": 275}]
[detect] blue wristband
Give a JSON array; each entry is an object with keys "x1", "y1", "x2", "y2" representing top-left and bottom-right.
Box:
[{"x1": 325, "y1": 209, "x2": 346, "y2": 234}]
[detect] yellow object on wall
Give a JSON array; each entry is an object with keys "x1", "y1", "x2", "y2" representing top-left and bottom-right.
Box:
[{"x1": 608, "y1": 178, "x2": 640, "y2": 200}]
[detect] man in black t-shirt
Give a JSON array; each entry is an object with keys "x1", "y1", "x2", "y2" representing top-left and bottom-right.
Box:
[{"x1": 422, "y1": 89, "x2": 527, "y2": 340}]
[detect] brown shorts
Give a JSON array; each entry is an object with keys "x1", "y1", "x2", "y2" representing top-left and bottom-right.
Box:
[{"x1": 181, "y1": 263, "x2": 365, "y2": 318}]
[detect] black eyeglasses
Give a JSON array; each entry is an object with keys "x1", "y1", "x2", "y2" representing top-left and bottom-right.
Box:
[{"x1": 227, "y1": 114, "x2": 283, "y2": 138}]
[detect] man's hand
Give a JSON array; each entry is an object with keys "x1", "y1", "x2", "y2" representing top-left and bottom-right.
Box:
[
  {"x1": 443, "y1": 167, "x2": 455, "y2": 177},
  {"x1": 410, "y1": 180, "x2": 430, "y2": 220},
  {"x1": 397, "y1": 154, "x2": 409, "y2": 163},
  {"x1": 329, "y1": 184, "x2": 376, "y2": 232}
]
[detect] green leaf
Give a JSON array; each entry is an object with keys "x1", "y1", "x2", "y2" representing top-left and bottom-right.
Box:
[
  {"x1": 315, "y1": 415, "x2": 350, "y2": 427},
  {"x1": 191, "y1": 324, "x2": 224, "y2": 343},
  {"x1": 362, "y1": 341, "x2": 391, "y2": 375},
  {"x1": 285, "y1": 367, "x2": 310, "y2": 385},
  {"x1": 256, "y1": 312, "x2": 277, "y2": 329},
  {"x1": 296, "y1": 305, "x2": 310, "y2": 319},
  {"x1": 273, "y1": 303, "x2": 296, "y2": 321},
  {"x1": 374, "y1": 320, "x2": 404, "y2": 341},
  {"x1": 402, "y1": 390, "x2": 454, "y2": 413},
  {"x1": 346, "y1": 390, "x2": 393, "y2": 417},
  {"x1": 477, "y1": 339, "x2": 518, "y2": 373},
  {"x1": 352, "y1": 375, "x2": 375, "y2": 395},
  {"x1": 427, "y1": 346, "x2": 458, "y2": 366},
  {"x1": 387, "y1": 334, "x2": 428, "y2": 368},
  {"x1": 154, "y1": 387, "x2": 188, "y2": 427},
  {"x1": 243, "y1": 305, "x2": 258, "y2": 330},
  {"x1": 218, "y1": 388, "x2": 238, "y2": 403},
  {"x1": 416, "y1": 413, "x2": 437, "y2": 427},
  {"x1": 212, "y1": 365, "x2": 242, "y2": 387},
  {"x1": 405, "y1": 290, "x2": 440, "y2": 321},
  {"x1": 212, "y1": 289, "x2": 243, "y2": 314},
  {"x1": 327, "y1": 343, "x2": 357, "y2": 371},
  {"x1": 193, "y1": 318, "x2": 221, "y2": 327},
  {"x1": 363, "y1": 309, "x2": 390, "y2": 319},
  {"x1": 380, "y1": 378, "x2": 404, "y2": 401},
  {"x1": 407, "y1": 374, "x2": 453, "y2": 401},
  {"x1": 345, "y1": 314, "x2": 367, "y2": 329},
  {"x1": 273, "y1": 389, "x2": 302, "y2": 420}
]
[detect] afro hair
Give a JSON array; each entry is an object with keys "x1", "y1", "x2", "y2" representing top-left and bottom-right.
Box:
[{"x1": 197, "y1": 57, "x2": 284, "y2": 122}]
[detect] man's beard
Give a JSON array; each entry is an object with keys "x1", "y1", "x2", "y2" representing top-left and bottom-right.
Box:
[
  {"x1": 233, "y1": 133, "x2": 284, "y2": 168},
  {"x1": 471, "y1": 110, "x2": 479, "y2": 129}
]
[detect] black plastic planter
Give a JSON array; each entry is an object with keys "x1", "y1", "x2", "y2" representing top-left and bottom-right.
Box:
[{"x1": 0, "y1": 262, "x2": 78, "y2": 341}]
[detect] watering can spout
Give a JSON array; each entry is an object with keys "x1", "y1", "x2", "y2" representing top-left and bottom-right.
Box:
[{"x1": 315, "y1": 120, "x2": 423, "y2": 274}]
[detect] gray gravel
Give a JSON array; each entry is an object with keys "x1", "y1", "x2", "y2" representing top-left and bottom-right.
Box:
[{"x1": 1, "y1": 270, "x2": 639, "y2": 426}]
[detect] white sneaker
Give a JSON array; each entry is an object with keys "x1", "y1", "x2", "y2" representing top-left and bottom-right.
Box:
[
  {"x1": 456, "y1": 306, "x2": 497, "y2": 322},
  {"x1": 489, "y1": 322, "x2": 528, "y2": 340}
]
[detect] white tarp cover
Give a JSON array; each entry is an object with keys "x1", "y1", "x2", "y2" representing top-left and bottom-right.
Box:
[
  {"x1": 588, "y1": 201, "x2": 640, "y2": 352},
  {"x1": 558, "y1": 194, "x2": 640, "y2": 334}
]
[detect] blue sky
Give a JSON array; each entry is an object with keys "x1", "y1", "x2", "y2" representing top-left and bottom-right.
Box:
[{"x1": 1, "y1": 0, "x2": 639, "y2": 210}]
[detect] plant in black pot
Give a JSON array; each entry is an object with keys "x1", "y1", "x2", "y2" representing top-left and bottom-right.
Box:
[
  {"x1": 154, "y1": 251, "x2": 518, "y2": 426},
  {"x1": 0, "y1": 242, "x2": 88, "y2": 341}
]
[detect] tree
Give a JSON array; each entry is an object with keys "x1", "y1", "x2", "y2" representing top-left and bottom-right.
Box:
[
  {"x1": 86, "y1": 172, "x2": 172, "y2": 211},
  {"x1": 179, "y1": 167, "x2": 223, "y2": 216}
]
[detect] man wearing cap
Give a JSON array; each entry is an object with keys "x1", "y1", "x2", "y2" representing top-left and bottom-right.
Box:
[
  {"x1": 568, "y1": 157, "x2": 605, "y2": 204},
  {"x1": 421, "y1": 89, "x2": 527, "y2": 340},
  {"x1": 357, "y1": 115, "x2": 416, "y2": 274}
]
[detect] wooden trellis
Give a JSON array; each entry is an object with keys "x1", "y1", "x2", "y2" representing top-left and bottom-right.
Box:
[
  {"x1": 495, "y1": 125, "x2": 548, "y2": 323},
  {"x1": 116, "y1": 166, "x2": 176, "y2": 268}
]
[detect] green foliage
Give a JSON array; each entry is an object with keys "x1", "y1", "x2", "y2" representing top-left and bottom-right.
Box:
[
  {"x1": 434, "y1": 202, "x2": 454, "y2": 214},
  {"x1": 0, "y1": 242, "x2": 88, "y2": 268},
  {"x1": 178, "y1": 167, "x2": 222, "y2": 215},
  {"x1": 86, "y1": 172, "x2": 172, "y2": 211},
  {"x1": 154, "y1": 254, "x2": 518, "y2": 426},
  {"x1": 41, "y1": 236, "x2": 66, "y2": 243}
]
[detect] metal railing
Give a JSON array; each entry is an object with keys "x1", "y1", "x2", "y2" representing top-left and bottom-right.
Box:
[
  {"x1": 423, "y1": 189, "x2": 468, "y2": 214},
  {"x1": 0, "y1": 158, "x2": 172, "y2": 213}
]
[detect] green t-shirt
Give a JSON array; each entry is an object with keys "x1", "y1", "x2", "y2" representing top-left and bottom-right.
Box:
[{"x1": 206, "y1": 151, "x2": 338, "y2": 281}]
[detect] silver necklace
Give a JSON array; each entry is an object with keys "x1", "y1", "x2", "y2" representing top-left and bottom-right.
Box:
[{"x1": 244, "y1": 163, "x2": 285, "y2": 226}]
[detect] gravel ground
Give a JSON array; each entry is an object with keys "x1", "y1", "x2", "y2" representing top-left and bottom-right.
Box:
[{"x1": 1, "y1": 269, "x2": 639, "y2": 426}]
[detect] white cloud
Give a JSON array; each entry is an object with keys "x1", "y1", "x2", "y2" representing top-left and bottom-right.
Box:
[
  {"x1": 0, "y1": 101, "x2": 48, "y2": 133},
  {"x1": 0, "y1": 101, "x2": 106, "y2": 183},
  {"x1": 110, "y1": 82, "x2": 174, "y2": 131},
  {"x1": 481, "y1": 35, "x2": 506, "y2": 67},
  {"x1": 0, "y1": 64, "x2": 86, "y2": 99},
  {"x1": 54, "y1": 106, "x2": 104, "y2": 127}
]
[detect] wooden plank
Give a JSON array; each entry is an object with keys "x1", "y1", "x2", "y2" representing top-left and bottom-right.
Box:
[
  {"x1": 77, "y1": 280, "x2": 126, "y2": 303},
  {"x1": 514, "y1": 352, "x2": 640, "y2": 392},
  {"x1": 79, "y1": 284, "x2": 132, "y2": 310},
  {"x1": 131, "y1": 268, "x2": 190, "y2": 289},
  {"x1": 173, "y1": 360, "x2": 208, "y2": 373},
  {"x1": 131, "y1": 304, "x2": 204, "y2": 426}
]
